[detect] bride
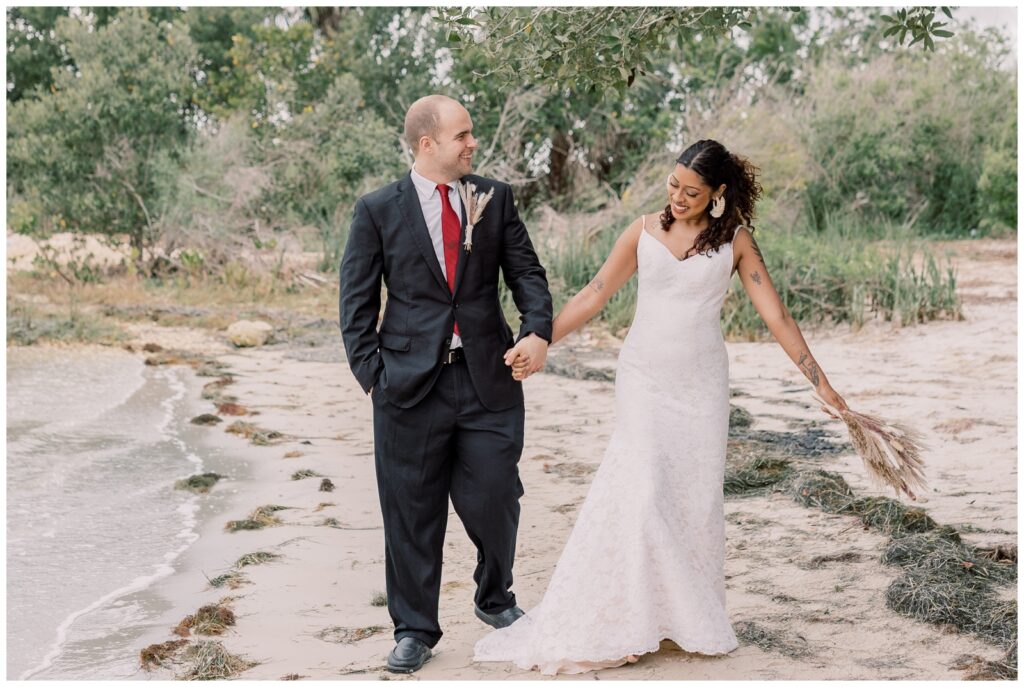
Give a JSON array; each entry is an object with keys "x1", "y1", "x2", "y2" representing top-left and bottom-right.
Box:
[{"x1": 474, "y1": 139, "x2": 848, "y2": 675}]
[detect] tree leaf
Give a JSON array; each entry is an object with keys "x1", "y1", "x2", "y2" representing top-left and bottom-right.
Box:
[{"x1": 932, "y1": 29, "x2": 954, "y2": 38}]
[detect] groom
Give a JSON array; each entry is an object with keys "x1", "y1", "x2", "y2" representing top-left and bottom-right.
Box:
[{"x1": 339, "y1": 94, "x2": 552, "y2": 673}]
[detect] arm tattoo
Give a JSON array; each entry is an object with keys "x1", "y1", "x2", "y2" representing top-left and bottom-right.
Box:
[
  {"x1": 588, "y1": 277, "x2": 605, "y2": 294},
  {"x1": 797, "y1": 351, "x2": 821, "y2": 387},
  {"x1": 750, "y1": 271, "x2": 762, "y2": 285},
  {"x1": 750, "y1": 236, "x2": 766, "y2": 266}
]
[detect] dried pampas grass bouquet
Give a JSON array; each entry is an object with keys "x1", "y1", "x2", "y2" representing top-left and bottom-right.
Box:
[{"x1": 814, "y1": 394, "x2": 928, "y2": 501}]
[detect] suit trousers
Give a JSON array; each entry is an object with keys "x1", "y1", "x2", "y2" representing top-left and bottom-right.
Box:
[{"x1": 371, "y1": 357, "x2": 525, "y2": 648}]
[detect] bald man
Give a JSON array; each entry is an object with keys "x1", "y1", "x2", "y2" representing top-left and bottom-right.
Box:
[{"x1": 339, "y1": 95, "x2": 552, "y2": 673}]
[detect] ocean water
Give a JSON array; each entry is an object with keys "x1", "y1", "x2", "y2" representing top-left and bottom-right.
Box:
[{"x1": 7, "y1": 346, "x2": 224, "y2": 679}]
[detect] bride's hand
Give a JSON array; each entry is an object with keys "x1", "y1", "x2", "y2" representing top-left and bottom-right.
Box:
[
  {"x1": 817, "y1": 384, "x2": 848, "y2": 413},
  {"x1": 509, "y1": 353, "x2": 530, "y2": 380}
]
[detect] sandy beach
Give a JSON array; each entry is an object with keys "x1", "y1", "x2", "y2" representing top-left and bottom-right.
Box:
[{"x1": 126, "y1": 238, "x2": 1016, "y2": 680}]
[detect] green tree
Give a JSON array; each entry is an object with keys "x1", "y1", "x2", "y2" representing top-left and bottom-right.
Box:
[
  {"x1": 800, "y1": 28, "x2": 1015, "y2": 235},
  {"x1": 438, "y1": 6, "x2": 956, "y2": 96},
  {"x1": 6, "y1": 7, "x2": 71, "y2": 103},
  {"x1": 6, "y1": 7, "x2": 186, "y2": 102},
  {"x1": 262, "y1": 72, "x2": 405, "y2": 266},
  {"x1": 196, "y1": 18, "x2": 327, "y2": 127},
  {"x1": 8, "y1": 9, "x2": 199, "y2": 253}
]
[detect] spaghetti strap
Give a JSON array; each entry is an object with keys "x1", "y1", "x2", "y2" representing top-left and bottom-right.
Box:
[{"x1": 641, "y1": 214, "x2": 647, "y2": 232}]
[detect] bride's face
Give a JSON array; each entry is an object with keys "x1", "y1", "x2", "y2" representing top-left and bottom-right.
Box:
[{"x1": 666, "y1": 164, "x2": 712, "y2": 221}]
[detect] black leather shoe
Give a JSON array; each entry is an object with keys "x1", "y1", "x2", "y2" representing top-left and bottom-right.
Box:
[
  {"x1": 474, "y1": 604, "x2": 525, "y2": 629},
  {"x1": 386, "y1": 637, "x2": 432, "y2": 673}
]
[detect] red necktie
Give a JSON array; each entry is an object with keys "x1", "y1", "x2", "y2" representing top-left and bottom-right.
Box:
[{"x1": 437, "y1": 184, "x2": 460, "y2": 336}]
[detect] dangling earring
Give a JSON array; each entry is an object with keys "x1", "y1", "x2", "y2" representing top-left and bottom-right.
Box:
[{"x1": 710, "y1": 195, "x2": 726, "y2": 218}]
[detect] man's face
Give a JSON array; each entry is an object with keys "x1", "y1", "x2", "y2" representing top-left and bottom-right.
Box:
[{"x1": 427, "y1": 102, "x2": 478, "y2": 179}]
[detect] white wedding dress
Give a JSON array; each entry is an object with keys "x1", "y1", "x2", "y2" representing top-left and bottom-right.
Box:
[{"x1": 473, "y1": 218, "x2": 742, "y2": 675}]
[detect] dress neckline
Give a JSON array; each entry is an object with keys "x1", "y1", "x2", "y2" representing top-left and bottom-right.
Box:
[{"x1": 640, "y1": 227, "x2": 699, "y2": 263}]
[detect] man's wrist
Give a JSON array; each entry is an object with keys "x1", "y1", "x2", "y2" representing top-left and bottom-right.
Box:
[{"x1": 522, "y1": 330, "x2": 551, "y2": 345}]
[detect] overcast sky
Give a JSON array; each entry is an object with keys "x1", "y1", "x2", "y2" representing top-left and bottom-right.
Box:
[{"x1": 955, "y1": 6, "x2": 1017, "y2": 56}]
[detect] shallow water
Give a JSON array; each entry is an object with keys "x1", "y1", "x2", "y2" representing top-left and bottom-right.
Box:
[{"x1": 7, "y1": 346, "x2": 220, "y2": 679}]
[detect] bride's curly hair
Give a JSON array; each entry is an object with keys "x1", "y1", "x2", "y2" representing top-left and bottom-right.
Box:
[{"x1": 659, "y1": 139, "x2": 763, "y2": 258}]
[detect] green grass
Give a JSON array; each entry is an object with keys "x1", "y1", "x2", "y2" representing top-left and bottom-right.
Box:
[
  {"x1": 7, "y1": 301, "x2": 127, "y2": 345},
  {"x1": 722, "y1": 233, "x2": 961, "y2": 339},
  {"x1": 523, "y1": 212, "x2": 963, "y2": 340}
]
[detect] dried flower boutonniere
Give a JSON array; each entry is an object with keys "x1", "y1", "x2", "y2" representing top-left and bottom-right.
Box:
[{"x1": 456, "y1": 181, "x2": 495, "y2": 253}]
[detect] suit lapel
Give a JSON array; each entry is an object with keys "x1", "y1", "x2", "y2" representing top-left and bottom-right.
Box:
[
  {"x1": 453, "y1": 180, "x2": 470, "y2": 297},
  {"x1": 397, "y1": 173, "x2": 449, "y2": 296}
]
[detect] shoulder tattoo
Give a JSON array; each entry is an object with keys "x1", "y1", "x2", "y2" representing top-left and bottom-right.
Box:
[{"x1": 749, "y1": 235, "x2": 766, "y2": 267}]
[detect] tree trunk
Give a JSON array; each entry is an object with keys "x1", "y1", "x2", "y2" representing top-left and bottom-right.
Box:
[
  {"x1": 308, "y1": 7, "x2": 342, "y2": 34},
  {"x1": 547, "y1": 128, "x2": 571, "y2": 199}
]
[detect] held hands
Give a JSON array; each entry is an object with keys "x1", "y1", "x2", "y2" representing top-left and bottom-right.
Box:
[{"x1": 503, "y1": 333, "x2": 548, "y2": 381}]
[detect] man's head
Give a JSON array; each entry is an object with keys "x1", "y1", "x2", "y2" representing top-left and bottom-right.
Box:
[{"x1": 404, "y1": 94, "x2": 477, "y2": 182}]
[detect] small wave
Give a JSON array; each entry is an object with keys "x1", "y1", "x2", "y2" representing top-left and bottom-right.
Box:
[
  {"x1": 8, "y1": 347, "x2": 147, "y2": 435},
  {"x1": 19, "y1": 365, "x2": 207, "y2": 680},
  {"x1": 19, "y1": 523, "x2": 198, "y2": 680}
]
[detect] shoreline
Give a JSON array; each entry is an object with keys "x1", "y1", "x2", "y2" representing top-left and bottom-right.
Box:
[
  {"x1": 9, "y1": 347, "x2": 238, "y2": 680},
  {"x1": 9, "y1": 238, "x2": 1017, "y2": 679}
]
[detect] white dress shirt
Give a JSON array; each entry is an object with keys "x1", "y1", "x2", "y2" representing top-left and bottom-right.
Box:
[{"x1": 410, "y1": 166, "x2": 464, "y2": 348}]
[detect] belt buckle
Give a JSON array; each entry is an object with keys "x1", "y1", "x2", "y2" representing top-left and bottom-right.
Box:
[{"x1": 444, "y1": 348, "x2": 461, "y2": 364}]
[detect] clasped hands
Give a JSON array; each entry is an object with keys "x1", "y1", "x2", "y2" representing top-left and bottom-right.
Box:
[{"x1": 503, "y1": 333, "x2": 548, "y2": 381}]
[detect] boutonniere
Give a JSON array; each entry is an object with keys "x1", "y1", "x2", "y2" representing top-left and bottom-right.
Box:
[{"x1": 456, "y1": 181, "x2": 495, "y2": 253}]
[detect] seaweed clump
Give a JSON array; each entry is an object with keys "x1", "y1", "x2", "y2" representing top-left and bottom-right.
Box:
[
  {"x1": 882, "y1": 530, "x2": 1017, "y2": 651},
  {"x1": 787, "y1": 469, "x2": 939, "y2": 536},
  {"x1": 733, "y1": 620, "x2": 811, "y2": 658},
  {"x1": 724, "y1": 456, "x2": 793, "y2": 496},
  {"x1": 140, "y1": 639, "x2": 188, "y2": 670},
  {"x1": 225, "y1": 504, "x2": 290, "y2": 532},
  {"x1": 175, "y1": 472, "x2": 223, "y2": 494},
  {"x1": 173, "y1": 602, "x2": 237, "y2": 637},
  {"x1": 235, "y1": 551, "x2": 281, "y2": 568},
  {"x1": 177, "y1": 640, "x2": 256, "y2": 680}
]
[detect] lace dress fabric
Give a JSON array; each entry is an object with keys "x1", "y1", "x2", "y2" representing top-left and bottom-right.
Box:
[{"x1": 473, "y1": 219, "x2": 743, "y2": 675}]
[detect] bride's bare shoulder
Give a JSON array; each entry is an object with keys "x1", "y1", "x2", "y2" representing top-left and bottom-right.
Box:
[
  {"x1": 642, "y1": 212, "x2": 663, "y2": 230},
  {"x1": 625, "y1": 212, "x2": 660, "y2": 237}
]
